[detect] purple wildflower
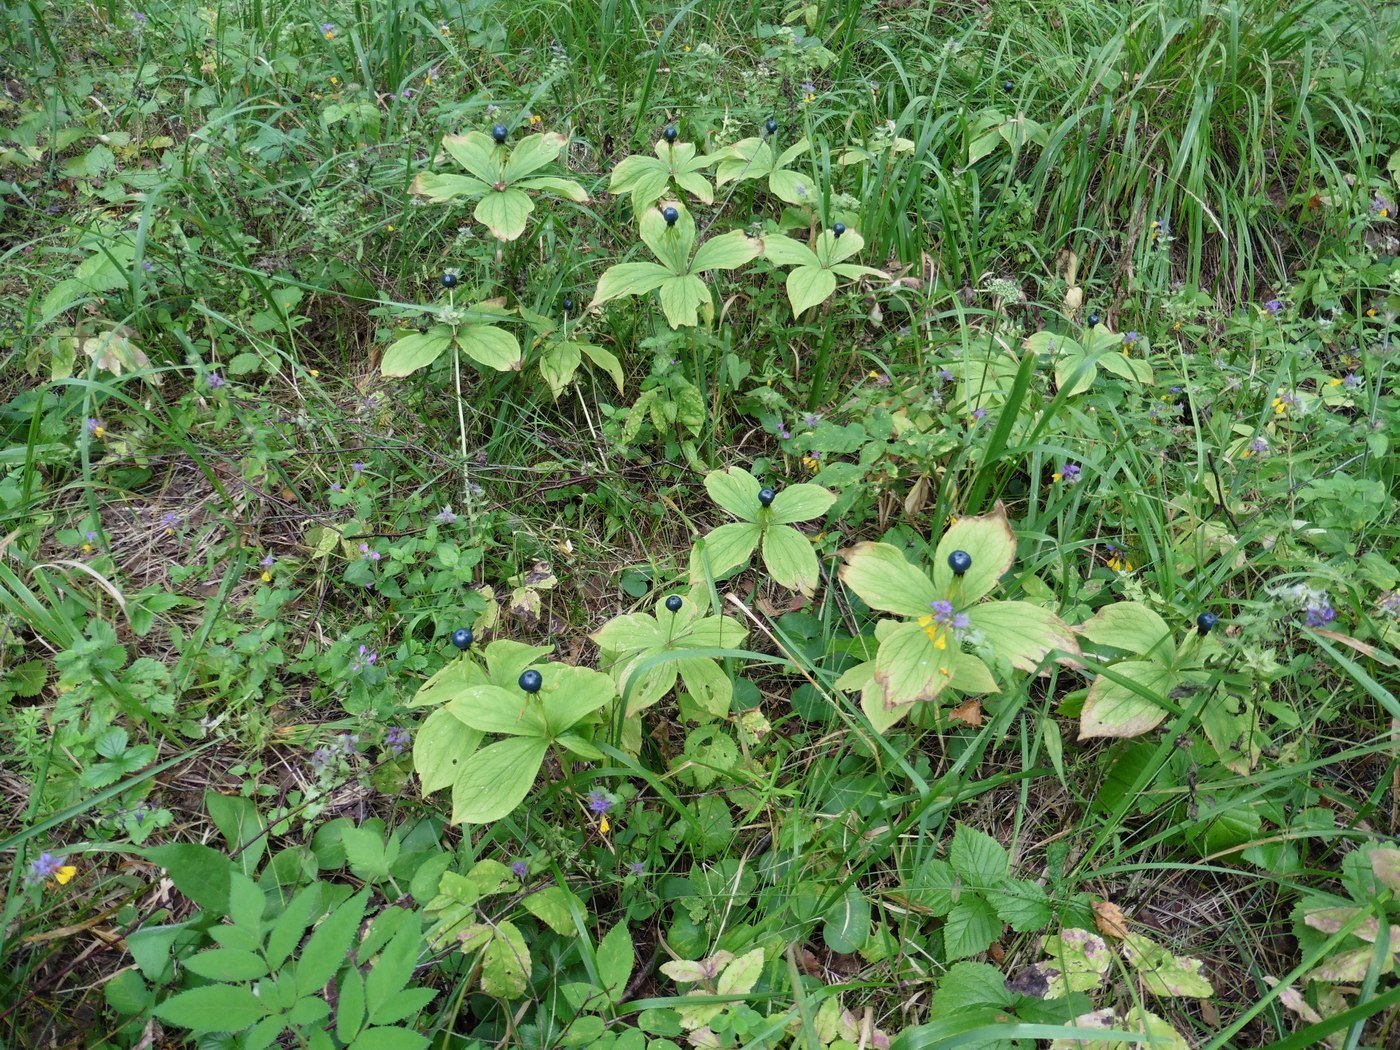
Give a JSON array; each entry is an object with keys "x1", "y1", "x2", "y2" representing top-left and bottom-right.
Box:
[
  {"x1": 939, "y1": 368, "x2": 955, "y2": 382},
  {"x1": 386, "y1": 727, "x2": 410, "y2": 754},
  {"x1": 359, "y1": 543, "x2": 381, "y2": 561},
  {"x1": 628, "y1": 861, "x2": 646, "y2": 877},
  {"x1": 330, "y1": 483, "x2": 342, "y2": 493},
  {"x1": 352, "y1": 461, "x2": 366, "y2": 473},
  {"x1": 587, "y1": 790, "x2": 613, "y2": 816},
  {"x1": 971, "y1": 407, "x2": 987, "y2": 422},
  {"x1": 928, "y1": 599, "x2": 970, "y2": 631},
  {"x1": 1264, "y1": 299, "x2": 1284, "y2": 316},
  {"x1": 1343, "y1": 372, "x2": 1361, "y2": 390},
  {"x1": 1304, "y1": 602, "x2": 1336, "y2": 628},
  {"x1": 434, "y1": 506, "x2": 457, "y2": 524},
  {"x1": 27, "y1": 852, "x2": 63, "y2": 883},
  {"x1": 351, "y1": 645, "x2": 378, "y2": 671},
  {"x1": 338, "y1": 733, "x2": 361, "y2": 754},
  {"x1": 511, "y1": 860, "x2": 529, "y2": 878},
  {"x1": 1057, "y1": 463, "x2": 1081, "y2": 483},
  {"x1": 802, "y1": 413, "x2": 822, "y2": 429},
  {"x1": 310, "y1": 746, "x2": 336, "y2": 772},
  {"x1": 1123, "y1": 331, "x2": 1139, "y2": 346},
  {"x1": 207, "y1": 372, "x2": 226, "y2": 390},
  {"x1": 1248, "y1": 436, "x2": 1269, "y2": 454},
  {"x1": 777, "y1": 422, "x2": 791, "y2": 440},
  {"x1": 86, "y1": 418, "x2": 105, "y2": 436}
]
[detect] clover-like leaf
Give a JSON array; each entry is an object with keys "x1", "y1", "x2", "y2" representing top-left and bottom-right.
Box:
[
  {"x1": 609, "y1": 138, "x2": 717, "y2": 210},
  {"x1": 764, "y1": 229, "x2": 886, "y2": 317}
]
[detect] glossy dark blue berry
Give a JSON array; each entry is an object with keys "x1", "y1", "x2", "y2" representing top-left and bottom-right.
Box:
[
  {"x1": 563, "y1": 296, "x2": 574, "y2": 312},
  {"x1": 663, "y1": 124, "x2": 679, "y2": 143},
  {"x1": 1087, "y1": 312, "x2": 1101, "y2": 326},
  {"x1": 758, "y1": 487, "x2": 776, "y2": 507},
  {"x1": 519, "y1": 669, "x2": 543, "y2": 693},
  {"x1": 492, "y1": 123, "x2": 509, "y2": 144},
  {"x1": 948, "y1": 550, "x2": 972, "y2": 575},
  {"x1": 765, "y1": 117, "x2": 778, "y2": 135},
  {"x1": 451, "y1": 627, "x2": 473, "y2": 650},
  {"x1": 1196, "y1": 612, "x2": 1218, "y2": 635},
  {"x1": 662, "y1": 206, "x2": 679, "y2": 226},
  {"x1": 441, "y1": 272, "x2": 458, "y2": 288},
  {"x1": 831, "y1": 222, "x2": 846, "y2": 238},
  {"x1": 665, "y1": 595, "x2": 683, "y2": 613},
  {"x1": 1002, "y1": 80, "x2": 1014, "y2": 93}
]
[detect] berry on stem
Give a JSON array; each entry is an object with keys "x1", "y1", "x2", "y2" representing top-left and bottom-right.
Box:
[
  {"x1": 831, "y1": 222, "x2": 846, "y2": 238},
  {"x1": 948, "y1": 550, "x2": 972, "y2": 575},
  {"x1": 758, "y1": 487, "x2": 776, "y2": 507},
  {"x1": 563, "y1": 295, "x2": 574, "y2": 312},
  {"x1": 451, "y1": 627, "x2": 473, "y2": 650},
  {"x1": 519, "y1": 669, "x2": 543, "y2": 693},
  {"x1": 663, "y1": 124, "x2": 679, "y2": 143},
  {"x1": 662, "y1": 206, "x2": 679, "y2": 226},
  {"x1": 765, "y1": 117, "x2": 778, "y2": 135},
  {"x1": 665, "y1": 595, "x2": 683, "y2": 613},
  {"x1": 492, "y1": 123, "x2": 509, "y2": 144},
  {"x1": 1087, "y1": 311, "x2": 1101, "y2": 326},
  {"x1": 1196, "y1": 612, "x2": 1218, "y2": 635},
  {"x1": 441, "y1": 272, "x2": 458, "y2": 288}
]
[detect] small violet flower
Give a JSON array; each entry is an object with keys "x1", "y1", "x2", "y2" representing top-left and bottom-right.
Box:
[
  {"x1": 434, "y1": 506, "x2": 458, "y2": 524},
  {"x1": 385, "y1": 727, "x2": 410, "y2": 754},
  {"x1": 511, "y1": 860, "x2": 529, "y2": 878},
  {"x1": 359, "y1": 543, "x2": 381, "y2": 561},
  {"x1": 1054, "y1": 463, "x2": 1081, "y2": 484},
  {"x1": 207, "y1": 372, "x2": 226, "y2": 390},
  {"x1": 1263, "y1": 298, "x2": 1284, "y2": 316},
  {"x1": 1304, "y1": 601, "x2": 1336, "y2": 628},
  {"x1": 27, "y1": 852, "x2": 63, "y2": 883},
  {"x1": 587, "y1": 790, "x2": 613, "y2": 816},
  {"x1": 351, "y1": 645, "x2": 378, "y2": 672}
]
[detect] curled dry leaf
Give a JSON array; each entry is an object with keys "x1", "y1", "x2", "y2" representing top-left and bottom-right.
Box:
[{"x1": 1093, "y1": 900, "x2": 1131, "y2": 939}]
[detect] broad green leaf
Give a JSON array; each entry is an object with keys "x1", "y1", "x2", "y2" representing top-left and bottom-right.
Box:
[
  {"x1": 944, "y1": 896, "x2": 1001, "y2": 961},
  {"x1": 461, "y1": 920, "x2": 532, "y2": 999},
  {"x1": 540, "y1": 340, "x2": 581, "y2": 397},
  {"x1": 657, "y1": 274, "x2": 709, "y2": 328},
  {"x1": 503, "y1": 132, "x2": 567, "y2": 181},
  {"x1": 767, "y1": 167, "x2": 817, "y2": 205},
  {"x1": 816, "y1": 229, "x2": 866, "y2": 265},
  {"x1": 415, "y1": 707, "x2": 484, "y2": 794},
  {"x1": 597, "y1": 922, "x2": 635, "y2": 1001},
  {"x1": 609, "y1": 155, "x2": 672, "y2": 208},
  {"x1": 144, "y1": 843, "x2": 233, "y2": 913},
  {"x1": 296, "y1": 888, "x2": 370, "y2": 995},
  {"x1": 689, "y1": 522, "x2": 761, "y2": 585},
  {"x1": 987, "y1": 879, "x2": 1052, "y2": 932},
  {"x1": 951, "y1": 823, "x2": 1008, "y2": 885},
  {"x1": 409, "y1": 171, "x2": 489, "y2": 203},
  {"x1": 1077, "y1": 602, "x2": 1173, "y2": 658},
  {"x1": 592, "y1": 613, "x2": 667, "y2": 653},
  {"x1": 448, "y1": 685, "x2": 548, "y2": 736},
  {"x1": 839, "y1": 542, "x2": 939, "y2": 618},
  {"x1": 474, "y1": 188, "x2": 534, "y2": 241},
  {"x1": 337, "y1": 966, "x2": 366, "y2": 1043},
  {"x1": 439, "y1": 132, "x2": 499, "y2": 182},
  {"x1": 456, "y1": 324, "x2": 521, "y2": 372},
  {"x1": 515, "y1": 174, "x2": 588, "y2": 201},
  {"x1": 266, "y1": 884, "x2": 324, "y2": 970},
  {"x1": 677, "y1": 657, "x2": 732, "y2": 718},
  {"x1": 1040, "y1": 929, "x2": 1112, "y2": 995},
  {"x1": 763, "y1": 235, "x2": 818, "y2": 268},
  {"x1": 591, "y1": 262, "x2": 673, "y2": 307},
  {"x1": 540, "y1": 665, "x2": 617, "y2": 733},
  {"x1": 1055, "y1": 352, "x2": 1097, "y2": 397},
  {"x1": 152, "y1": 985, "x2": 271, "y2": 1034},
  {"x1": 786, "y1": 266, "x2": 837, "y2": 317},
  {"x1": 762, "y1": 523, "x2": 822, "y2": 595},
  {"x1": 1372, "y1": 848, "x2": 1400, "y2": 892},
  {"x1": 522, "y1": 886, "x2": 581, "y2": 935},
  {"x1": 971, "y1": 600, "x2": 1080, "y2": 672},
  {"x1": 1078, "y1": 661, "x2": 1174, "y2": 740},
  {"x1": 705, "y1": 466, "x2": 762, "y2": 520},
  {"x1": 931, "y1": 505, "x2": 1018, "y2": 602},
  {"x1": 691, "y1": 229, "x2": 763, "y2": 272},
  {"x1": 451, "y1": 737, "x2": 549, "y2": 824},
  {"x1": 183, "y1": 947, "x2": 270, "y2": 982},
  {"x1": 948, "y1": 651, "x2": 999, "y2": 694},
  {"x1": 717, "y1": 948, "x2": 765, "y2": 996},
  {"x1": 580, "y1": 343, "x2": 624, "y2": 392},
  {"x1": 349, "y1": 1026, "x2": 431, "y2": 1050},
  {"x1": 822, "y1": 888, "x2": 871, "y2": 954},
  {"x1": 873, "y1": 620, "x2": 957, "y2": 707}
]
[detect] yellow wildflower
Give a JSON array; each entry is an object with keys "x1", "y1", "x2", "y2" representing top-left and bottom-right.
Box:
[
  {"x1": 599, "y1": 815, "x2": 610, "y2": 835},
  {"x1": 53, "y1": 864, "x2": 77, "y2": 885}
]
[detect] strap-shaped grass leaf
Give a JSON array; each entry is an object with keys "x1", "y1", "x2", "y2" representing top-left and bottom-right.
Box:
[
  {"x1": 412, "y1": 131, "x2": 586, "y2": 241},
  {"x1": 764, "y1": 229, "x2": 886, "y2": 317},
  {"x1": 591, "y1": 203, "x2": 762, "y2": 328},
  {"x1": 609, "y1": 138, "x2": 717, "y2": 210}
]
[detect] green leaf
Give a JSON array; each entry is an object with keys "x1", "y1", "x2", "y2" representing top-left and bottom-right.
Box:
[
  {"x1": 540, "y1": 665, "x2": 617, "y2": 733},
  {"x1": 691, "y1": 229, "x2": 763, "y2": 272},
  {"x1": 1077, "y1": 602, "x2": 1173, "y2": 659},
  {"x1": 447, "y1": 684, "x2": 548, "y2": 736},
  {"x1": 342, "y1": 825, "x2": 397, "y2": 882},
  {"x1": 944, "y1": 895, "x2": 1002, "y2": 961},
  {"x1": 381, "y1": 328, "x2": 452, "y2": 377},
  {"x1": 839, "y1": 542, "x2": 939, "y2": 618},
  {"x1": 950, "y1": 823, "x2": 1008, "y2": 886},
  {"x1": 640, "y1": 204, "x2": 695, "y2": 272},
  {"x1": 295, "y1": 888, "x2": 370, "y2": 995},
  {"x1": 971, "y1": 600, "x2": 1079, "y2": 672},
  {"x1": 657, "y1": 274, "x2": 709, "y2": 328},
  {"x1": 522, "y1": 886, "x2": 581, "y2": 935},
  {"x1": 822, "y1": 888, "x2": 872, "y2": 954},
  {"x1": 1121, "y1": 933, "x2": 1214, "y2": 997},
  {"x1": 932, "y1": 962, "x2": 1015, "y2": 1012},
  {"x1": 785, "y1": 266, "x2": 837, "y2": 316},
  {"x1": 365, "y1": 921, "x2": 424, "y2": 1021},
  {"x1": 763, "y1": 234, "x2": 819, "y2": 268},
  {"x1": 440, "y1": 132, "x2": 499, "y2": 182},
  {"x1": 540, "y1": 340, "x2": 582, "y2": 398},
  {"x1": 718, "y1": 948, "x2": 765, "y2": 995},
  {"x1": 591, "y1": 262, "x2": 674, "y2": 308},
  {"x1": 689, "y1": 522, "x2": 761, "y2": 585},
  {"x1": 474, "y1": 188, "x2": 535, "y2": 241},
  {"x1": 769, "y1": 483, "x2": 836, "y2": 524},
  {"x1": 597, "y1": 922, "x2": 635, "y2": 1001},
  {"x1": 349, "y1": 1026, "x2": 432, "y2": 1050},
  {"x1": 144, "y1": 843, "x2": 234, "y2": 913},
  {"x1": 987, "y1": 879, "x2": 1052, "y2": 932},
  {"x1": 183, "y1": 947, "x2": 270, "y2": 981},
  {"x1": 152, "y1": 985, "x2": 271, "y2": 1034},
  {"x1": 931, "y1": 505, "x2": 1018, "y2": 603},
  {"x1": 451, "y1": 737, "x2": 549, "y2": 824},
  {"x1": 515, "y1": 175, "x2": 589, "y2": 201},
  {"x1": 337, "y1": 966, "x2": 367, "y2": 1043},
  {"x1": 461, "y1": 921, "x2": 532, "y2": 998},
  {"x1": 873, "y1": 620, "x2": 957, "y2": 707},
  {"x1": 1078, "y1": 661, "x2": 1175, "y2": 740},
  {"x1": 580, "y1": 343, "x2": 624, "y2": 392},
  {"x1": 761, "y1": 523, "x2": 822, "y2": 595},
  {"x1": 266, "y1": 883, "x2": 323, "y2": 969},
  {"x1": 207, "y1": 795, "x2": 268, "y2": 876},
  {"x1": 457, "y1": 325, "x2": 522, "y2": 372},
  {"x1": 409, "y1": 171, "x2": 490, "y2": 204},
  {"x1": 503, "y1": 132, "x2": 567, "y2": 181},
  {"x1": 705, "y1": 466, "x2": 762, "y2": 520},
  {"x1": 414, "y1": 706, "x2": 484, "y2": 794}
]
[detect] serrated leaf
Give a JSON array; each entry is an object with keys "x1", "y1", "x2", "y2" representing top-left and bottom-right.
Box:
[
  {"x1": 183, "y1": 947, "x2": 270, "y2": 981},
  {"x1": 152, "y1": 985, "x2": 271, "y2": 1034},
  {"x1": 950, "y1": 824, "x2": 1008, "y2": 886},
  {"x1": 944, "y1": 896, "x2": 1001, "y2": 961},
  {"x1": 296, "y1": 888, "x2": 370, "y2": 995}
]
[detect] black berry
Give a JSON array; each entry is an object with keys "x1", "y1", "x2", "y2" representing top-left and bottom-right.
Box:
[
  {"x1": 665, "y1": 595, "x2": 683, "y2": 613},
  {"x1": 948, "y1": 550, "x2": 972, "y2": 575},
  {"x1": 492, "y1": 123, "x2": 509, "y2": 144},
  {"x1": 519, "y1": 669, "x2": 543, "y2": 693},
  {"x1": 765, "y1": 117, "x2": 778, "y2": 135},
  {"x1": 1087, "y1": 312, "x2": 1101, "y2": 326},
  {"x1": 441, "y1": 272, "x2": 458, "y2": 288},
  {"x1": 663, "y1": 125, "x2": 679, "y2": 143},
  {"x1": 1002, "y1": 80, "x2": 1014, "y2": 93},
  {"x1": 1196, "y1": 612, "x2": 1218, "y2": 635},
  {"x1": 758, "y1": 487, "x2": 776, "y2": 507},
  {"x1": 563, "y1": 295, "x2": 574, "y2": 312},
  {"x1": 451, "y1": 627, "x2": 473, "y2": 649},
  {"x1": 662, "y1": 206, "x2": 679, "y2": 226},
  {"x1": 832, "y1": 222, "x2": 846, "y2": 238}
]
